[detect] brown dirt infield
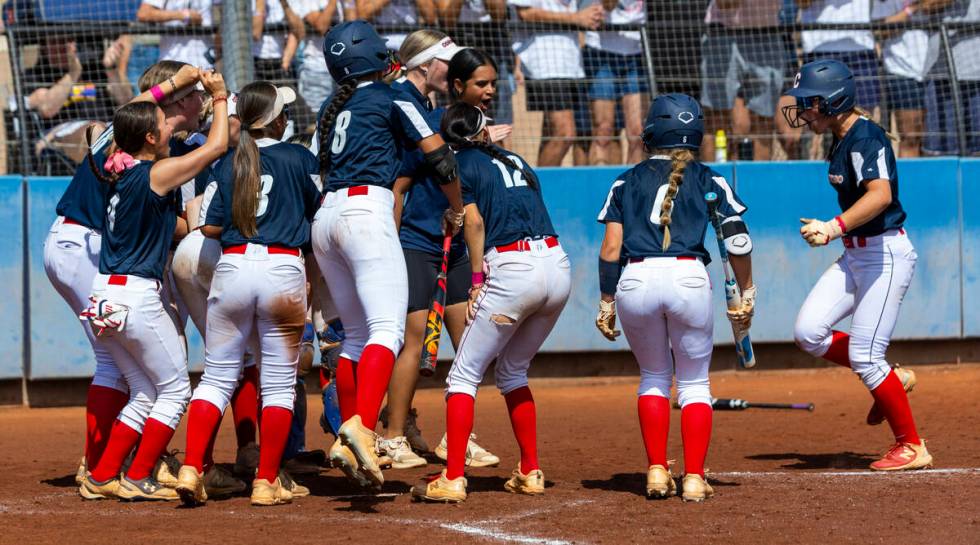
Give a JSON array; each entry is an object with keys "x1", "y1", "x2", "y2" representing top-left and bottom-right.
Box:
[{"x1": 2, "y1": 364, "x2": 979, "y2": 545}]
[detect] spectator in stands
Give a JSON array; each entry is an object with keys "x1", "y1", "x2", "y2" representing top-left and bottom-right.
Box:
[
  {"x1": 439, "y1": 0, "x2": 514, "y2": 129},
  {"x1": 137, "y1": 0, "x2": 217, "y2": 69},
  {"x1": 294, "y1": 0, "x2": 341, "y2": 131},
  {"x1": 14, "y1": 36, "x2": 134, "y2": 174},
  {"x1": 878, "y1": 0, "x2": 938, "y2": 157},
  {"x1": 923, "y1": 0, "x2": 980, "y2": 155},
  {"x1": 798, "y1": 0, "x2": 881, "y2": 112},
  {"x1": 583, "y1": 0, "x2": 648, "y2": 164},
  {"x1": 252, "y1": 0, "x2": 310, "y2": 129},
  {"x1": 509, "y1": 0, "x2": 603, "y2": 166},
  {"x1": 648, "y1": 0, "x2": 709, "y2": 98},
  {"x1": 699, "y1": 0, "x2": 791, "y2": 161},
  {"x1": 354, "y1": 0, "x2": 436, "y2": 50}
]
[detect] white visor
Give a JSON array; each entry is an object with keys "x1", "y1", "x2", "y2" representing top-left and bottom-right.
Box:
[
  {"x1": 251, "y1": 86, "x2": 297, "y2": 129},
  {"x1": 405, "y1": 38, "x2": 465, "y2": 69}
]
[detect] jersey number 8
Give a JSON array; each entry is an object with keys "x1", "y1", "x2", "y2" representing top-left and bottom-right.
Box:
[
  {"x1": 331, "y1": 111, "x2": 352, "y2": 154},
  {"x1": 256, "y1": 175, "x2": 274, "y2": 217},
  {"x1": 491, "y1": 155, "x2": 527, "y2": 188}
]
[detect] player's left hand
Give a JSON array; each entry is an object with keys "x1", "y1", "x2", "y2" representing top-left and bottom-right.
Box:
[
  {"x1": 595, "y1": 299, "x2": 621, "y2": 341},
  {"x1": 727, "y1": 284, "x2": 756, "y2": 330},
  {"x1": 442, "y1": 208, "x2": 464, "y2": 236},
  {"x1": 800, "y1": 218, "x2": 843, "y2": 247}
]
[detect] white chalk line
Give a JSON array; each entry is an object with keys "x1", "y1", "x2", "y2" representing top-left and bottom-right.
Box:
[
  {"x1": 711, "y1": 467, "x2": 980, "y2": 478},
  {"x1": 438, "y1": 523, "x2": 575, "y2": 545}
]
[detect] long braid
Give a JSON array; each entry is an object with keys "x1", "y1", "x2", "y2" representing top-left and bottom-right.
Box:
[
  {"x1": 317, "y1": 80, "x2": 358, "y2": 181},
  {"x1": 657, "y1": 148, "x2": 694, "y2": 251},
  {"x1": 85, "y1": 125, "x2": 120, "y2": 187}
]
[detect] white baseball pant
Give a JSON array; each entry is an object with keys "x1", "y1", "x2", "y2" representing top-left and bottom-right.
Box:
[
  {"x1": 446, "y1": 241, "x2": 571, "y2": 398},
  {"x1": 191, "y1": 246, "x2": 307, "y2": 412},
  {"x1": 90, "y1": 273, "x2": 191, "y2": 432},
  {"x1": 616, "y1": 258, "x2": 714, "y2": 408},
  {"x1": 311, "y1": 186, "x2": 407, "y2": 361},
  {"x1": 42, "y1": 217, "x2": 126, "y2": 392},
  {"x1": 794, "y1": 230, "x2": 916, "y2": 390}
]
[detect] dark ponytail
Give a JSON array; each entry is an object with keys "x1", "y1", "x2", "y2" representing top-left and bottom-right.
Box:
[
  {"x1": 440, "y1": 103, "x2": 537, "y2": 189},
  {"x1": 87, "y1": 101, "x2": 161, "y2": 186},
  {"x1": 232, "y1": 82, "x2": 278, "y2": 238},
  {"x1": 317, "y1": 79, "x2": 358, "y2": 182}
]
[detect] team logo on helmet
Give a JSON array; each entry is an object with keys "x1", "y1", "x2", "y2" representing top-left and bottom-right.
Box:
[
  {"x1": 793, "y1": 72, "x2": 801, "y2": 88},
  {"x1": 330, "y1": 42, "x2": 346, "y2": 56},
  {"x1": 677, "y1": 111, "x2": 695, "y2": 124}
]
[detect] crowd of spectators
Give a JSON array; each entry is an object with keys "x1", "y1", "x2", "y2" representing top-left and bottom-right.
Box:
[{"x1": 5, "y1": 0, "x2": 980, "y2": 173}]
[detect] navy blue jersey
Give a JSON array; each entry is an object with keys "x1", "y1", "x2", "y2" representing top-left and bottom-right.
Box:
[
  {"x1": 205, "y1": 140, "x2": 321, "y2": 249},
  {"x1": 827, "y1": 117, "x2": 906, "y2": 237},
  {"x1": 597, "y1": 157, "x2": 748, "y2": 264},
  {"x1": 458, "y1": 146, "x2": 557, "y2": 250},
  {"x1": 99, "y1": 162, "x2": 179, "y2": 280},
  {"x1": 55, "y1": 124, "x2": 114, "y2": 230},
  {"x1": 315, "y1": 81, "x2": 436, "y2": 191}
]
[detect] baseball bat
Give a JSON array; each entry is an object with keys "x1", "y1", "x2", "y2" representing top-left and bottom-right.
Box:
[
  {"x1": 705, "y1": 192, "x2": 756, "y2": 369},
  {"x1": 419, "y1": 234, "x2": 453, "y2": 377},
  {"x1": 672, "y1": 398, "x2": 815, "y2": 411}
]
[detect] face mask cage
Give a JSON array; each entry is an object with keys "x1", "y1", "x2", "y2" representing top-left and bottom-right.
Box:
[{"x1": 781, "y1": 96, "x2": 820, "y2": 129}]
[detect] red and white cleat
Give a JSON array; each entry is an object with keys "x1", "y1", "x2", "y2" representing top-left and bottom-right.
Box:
[{"x1": 870, "y1": 440, "x2": 933, "y2": 471}]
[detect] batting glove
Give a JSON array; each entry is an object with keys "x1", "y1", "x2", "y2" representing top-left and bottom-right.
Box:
[
  {"x1": 799, "y1": 217, "x2": 843, "y2": 247},
  {"x1": 726, "y1": 284, "x2": 756, "y2": 330},
  {"x1": 595, "y1": 299, "x2": 621, "y2": 341}
]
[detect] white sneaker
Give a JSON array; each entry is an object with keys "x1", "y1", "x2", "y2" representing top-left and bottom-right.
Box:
[
  {"x1": 378, "y1": 436, "x2": 427, "y2": 469},
  {"x1": 435, "y1": 433, "x2": 500, "y2": 468}
]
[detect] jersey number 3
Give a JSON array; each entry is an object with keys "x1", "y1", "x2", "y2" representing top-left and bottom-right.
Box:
[
  {"x1": 331, "y1": 111, "x2": 352, "y2": 154},
  {"x1": 491, "y1": 156, "x2": 527, "y2": 188}
]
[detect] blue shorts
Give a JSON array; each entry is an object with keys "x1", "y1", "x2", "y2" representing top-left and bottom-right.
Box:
[
  {"x1": 584, "y1": 47, "x2": 649, "y2": 101},
  {"x1": 803, "y1": 50, "x2": 880, "y2": 109},
  {"x1": 884, "y1": 76, "x2": 925, "y2": 110},
  {"x1": 923, "y1": 79, "x2": 980, "y2": 155}
]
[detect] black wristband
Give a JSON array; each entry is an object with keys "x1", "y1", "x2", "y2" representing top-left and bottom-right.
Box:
[{"x1": 598, "y1": 258, "x2": 621, "y2": 297}]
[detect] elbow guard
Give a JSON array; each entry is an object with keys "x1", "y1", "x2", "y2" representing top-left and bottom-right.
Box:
[
  {"x1": 721, "y1": 216, "x2": 752, "y2": 256},
  {"x1": 598, "y1": 258, "x2": 622, "y2": 296},
  {"x1": 424, "y1": 144, "x2": 458, "y2": 185}
]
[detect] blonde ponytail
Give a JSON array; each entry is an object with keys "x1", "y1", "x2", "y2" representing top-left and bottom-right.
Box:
[
  {"x1": 657, "y1": 148, "x2": 694, "y2": 251},
  {"x1": 853, "y1": 106, "x2": 900, "y2": 143}
]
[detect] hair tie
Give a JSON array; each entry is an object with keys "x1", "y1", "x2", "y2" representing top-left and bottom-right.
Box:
[{"x1": 104, "y1": 149, "x2": 135, "y2": 175}]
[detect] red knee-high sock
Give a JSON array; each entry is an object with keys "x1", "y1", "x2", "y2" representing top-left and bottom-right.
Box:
[
  {"x1": 871, "y1": 371, "x2": 921, "y2": 445},
  {"x1": 256, "y1": 406, "x2": 293, "y2": 482},
  {"x1": 505, "y1": 387, "x2": 539, "y2": 474},
  {"x1": 231, "y1": 366, "x2": 259, "y2": 448},
  {"x1": 445, "y1": 393, "x2": 475, "y2": 480},
  {"x1": 85, "y1": 385, "x2": 129, "y2": 469},
  {"x1": 336, "y1": 356, "x2": 357, "y2": 423},
  {"x1": 638, "y1": 395, "x2": 670, "y2": 468},
  {"x1": 183, "y1": 400, "x2": 223, "y2": 472},
  {"x1": 681, "y1": 402, "x2": 713, "y2": 477},
  {"x1": 126, "y1": 418, "x2": 176, "y2": 481},
  {"x1": 823, "y1": 330, "x2": 851, "y2": 368},
  {"x1": 89, "y1": 419, "x2": 141, "y2": 482},
  {"x1": 354, "y1": 344, "x2": 395, "y2": 429}
]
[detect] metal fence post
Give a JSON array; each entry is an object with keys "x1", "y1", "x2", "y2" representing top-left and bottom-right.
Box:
[
  {"x1": 221, "y1": 0, "x2": 254, "y2": 92},
  {"x1": 5, "y1": 28, "x2": 32, "y2": 176},
  {"x1": 940, "y1": 23, "x2": 968, "y2": 156},
  {"x1": 639, "y1": 25, "x2": 659, "y2": 98}
]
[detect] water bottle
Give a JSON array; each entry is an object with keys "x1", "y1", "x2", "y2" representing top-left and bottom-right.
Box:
[
  {"x1": 714, "y1": 130, "x2": 728, "y2": 163},
  {"x1": 738, "y1": 138, "x2": 753, "y2": 161}
]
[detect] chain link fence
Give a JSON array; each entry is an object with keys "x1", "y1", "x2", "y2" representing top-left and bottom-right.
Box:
[{"x1": 1, "y1": 0, "x2": 979, "y2": 174}]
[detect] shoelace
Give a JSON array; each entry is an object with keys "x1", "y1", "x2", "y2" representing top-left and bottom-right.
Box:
[{"x1": 881, "y1": 442, "x2": 913, "y2": 459}]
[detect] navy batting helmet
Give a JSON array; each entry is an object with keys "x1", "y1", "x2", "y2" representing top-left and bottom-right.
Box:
[
  {"x1": 642, "y1": 93, "x2": 704, "y2": 151},
  {"x1": 323, "y1": 21, "x2": 393, "y2": 84},
  {"x1": 782, "y1": 59, "x2": 856, "y2": 127}
]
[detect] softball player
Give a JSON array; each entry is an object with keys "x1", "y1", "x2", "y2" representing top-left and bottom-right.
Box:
[
  {"x1": 412, "y1": 104, "x2": 570, "y2": 504},
  {"x1": 382, "y1": 32, "x2": 498, "y2": 470},
  {"x1": 595, "y1": 94, "x2": 754, "y2": 502},
  {"x1": 50, "y1": 61, "x2": 204, "y2": 488},
  {"x1": 783, "y1": 59, "x2": 931, "y2": 471},
  {"x1": 78, "y1": 70, "x2": 229, "y2": 501},
  {"x1": 176, "y1": 82, "x2": 320, "y2": 507},
  {"x1": 312, "y1": 20, "x2": 465, "y2": 489}
]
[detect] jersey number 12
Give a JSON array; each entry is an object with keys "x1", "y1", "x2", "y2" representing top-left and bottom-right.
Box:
[{"x1": 491, "y1": 155, "x2": 527, "y2": 188}]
